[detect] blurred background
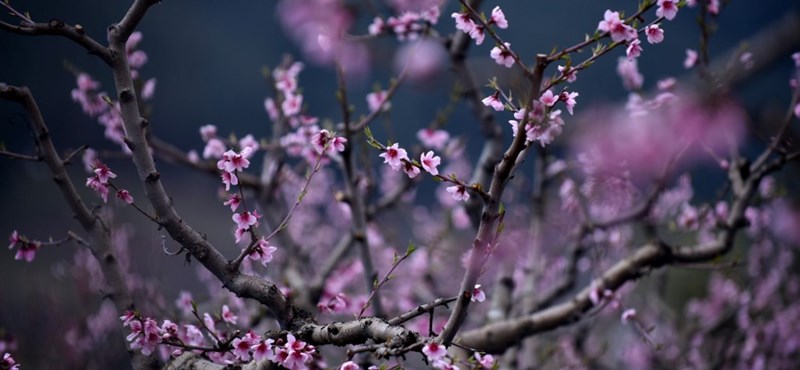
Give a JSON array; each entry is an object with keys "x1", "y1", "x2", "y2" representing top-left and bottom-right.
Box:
[{"x1": 1, "y1": 0, "x2": 799, "y2": 368}]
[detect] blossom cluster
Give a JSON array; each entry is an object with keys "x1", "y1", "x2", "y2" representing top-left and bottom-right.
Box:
[
  {"x1": 368, "y1": 4, "x2": 442, "y2": 41},
  {"x1": 69, "y1": 32, "x2": 156, "y2": 151},
  {"x1": 121, "y1": 308, "x2": 317, "y2": 369}
]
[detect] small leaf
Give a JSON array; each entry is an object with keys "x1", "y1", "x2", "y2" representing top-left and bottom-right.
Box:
[{"x1": 406, "y1": 241, "x2": 417, "y2": 255}]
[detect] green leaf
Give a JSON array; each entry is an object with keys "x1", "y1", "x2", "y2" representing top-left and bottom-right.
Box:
[{"x1": 406, "y1": 241, "x2": 417, "y2": 255}]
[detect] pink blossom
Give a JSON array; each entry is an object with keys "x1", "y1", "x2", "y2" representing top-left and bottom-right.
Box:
[
  {"x1": 471, "y1": 284, "x2": 486, "y2": 302},
  {"x1": 489, "y1": 6, "x2": 508, "y2": 29},
  {"x1": 560, "y1": 91, "x2": 579, "y2": 115},
  {"x1": 217, "y1": 148, "x2": 253, "y2": 173},
  {"x1": 792, "y1": 52, "x2": 800, "y2": 67},
  {"x1": 3, "y1": 353, "x2": 19, "y2": 370},
  {"x1": 8, "y1": 231, "x2": 39, "y2": 263},
  {"x1": 203, "y1": 138, "x2": 226, "y2": 159},
  {"x1": 248, "y1": 238, "x2": 277, "y2": 266},
  {"x1": 282, "y1": 92, "x2": 303, "y2": 116},
  {"x1": 474, "y1": 352, "x2": 495, "y2": 368},
  {"x1": 656, "y1": 0, "x2": 679, "y2": 20},
  {"x1": 221, "y1": 305, "x2": 237, "y2": 325},
  {"x1": 657, "y1": 77, "x2": 676, "y2": 91},
  {"x1": 646, "y1": 24, "x2": 664, "y2": 44},
  {"x1": 116, "y1": 189, "x2": 134, "y2": 204},
  {"x1": 340, "y1": 361, "x2": 360, "y2": 370},
  {"x1": 232, "y1": 335, "x2": 253, "y2": 361},
  {"x1": 239, "y1": 134, "x2": 260, "y2": 153},
  {"x1": 795, "y1": 103, "x2": 800, "y2": 119},
  {"x1": 468, "y1": 25, "x2": 485, "y2": 45},
  {"x1": 200, "y1": 124, "x2": 217, "y2": 141},
  {"x1": 394, "y1": 38, "x2": 446, "y2": 82},
  {"x1": 402, "y1": 161, "x2": 421, "y2": 178},
  {"x1": 93, "y1": 162, "x2": 117, "y2": 183},
  {"x1": 626, "y1": 39, "x2": 643, "y2": 59},
  {"x1": 233, "y1": 211, "x2": 259, "y2": 230},
  {"x1": 451, "y1": 12, "x2": 476, "y2": 34},
  {"x1": 417, "y1": 128, "x2": 450, "y2": 150},
  {"x1": 77, "y1": 73, "x2": 100, "y2": 91},
  {"x1": 420, "y1": 151, "x2": 441, "y2": 175},
  {"x1": 707, "y1": 0, "x2": 720, "y2": 14},
  {"x1": 141, "y1": 78, "x2": 156, "y2": 100},
  {"x1": 539, "y1": 89, "x2": 558, "y2": 107},
  {"x1": 446, "y1": 185, "x2": 469, "y2": 202},
  {"x1": 481, "y1": 93, "x2": 504, "y2": 111},
  {"x1": 366, "y1": 90, "x2": 391, "y2": 112},
  {"x1": 621, "y1": 308, "x2": 637, "y2": 324},
  {"x1": 264, "y1": 97, "x2": 280, "y2": 122},
  {"x1": 175, "y1": 291, "x2": 193, "y2": 316},
  {"x1": 318, "y1": 292, "x2": 349, "y2": 314},
  {"x1": 251, "y1": 339, "x2": 275, "y2": 362},
  {"x1": 224, "y1": 194, "x2": 242, "y2": 212},
  {"x1": 368, "y1": 17, "x2": 385, "y2": 35},
  {"x1": 490, "y1": 43, "x2": 515, "y2": 68},
  {"x1": 597, "y1": 10, "x2": 637, "y2": 42},
  {"x1": 684, "y1": 49, "x2": 698, "y2": 69},
  {"x1": 86, "y1": 176, "x2": 110, "y2": 203},
  {"x1": 558, "y1": 65, "x2": 578, "y2": 82},
  {"x1": 221, "y1": 171, "x2": 238, "y2": 191},
  {"x1": 422, "y1": 341, "x2": 448, "y2": 361},
  {"x1": 617, "y1": 57, "x2": 644, "y2": 90},
  {"x1": 379, "y1": 143, "x2": 409, "y2": 171}
]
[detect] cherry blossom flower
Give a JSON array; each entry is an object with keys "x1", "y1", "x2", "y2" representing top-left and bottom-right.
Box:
[
  {"x1": 221, "y1": 305, "x2": 238, "y2": 325},
  {"x1": 86, "y1": 176, "x2": 110, "y2": 203},
  {"x1": 420, "y1": 151, "x2": 441, "y2": 175},
  {"x1": 489, "y1": 6, "x2": 508, "y2": 29},
  {"x1": 560, "y1": 91, "x2": 579, "y2": 115},
  {"x1": 490, "y1": 43, "x2": 514, "y2": 68},
  {"x1": 175, "y1": 291, "x2": 193, "y2": 316},
  {"x1": 93, "y1": 162, "x2": 117, "y2": 183},
  {"x1": 379, "y1": 143, "x2": 409, "y2": 171},
  {"x1": 248, "y1": 238, "x2": 277, "y2": 266},
  {"x1": 251, "y1": 338, "x2": 275, "y2": 362},
  {"x1": 3, "y1": 352, "x2": 19, "y2": 370},
  {"x1": 233, "y1": 211, "x2": 259, "y2": 230},
  {"x1": 597, "y1": 10, "x2": 637, "y2": 42},
  {"x1": 446, "y1": 185, "x2": 469, "y2": 202},
  {"x1": 617, "y1": 57, "x2": 644, "y2": 90},
  {"x1": 264, "y1": 97, "x2": 280, "y2": 122},
  {"x1": 217, "y1": 147, "x2": 253, "y2": 173},
  {"x1": 318, "y1": 292, "x2": 349, "y2": 314},
  {"x1": 200, "y1": 124, "x2": 217, "y2": 142},
  {"x1": 116, "y1": 189, "x2": 134, "y2": 204},
  {"x1": 558, "y1": 65, "x2": 578, "y2": 82},
  {"x1": 481, "y1": 92, "x2": 504, "y2": 111},
  {"x1": 368, "y1": 17, "x2": 385, "y2": 35},
  {"x1": 792, "y1": 52, "x2": 800, "y2": 67},
  {"x1": 471, "y1": 284, "x2": 486, "y2": 302},
  {"x1": 367, "y1": 90, "x2": 391, "y2": 112},
  {"x1": 141, "y1": 78, "x2": 156, "y2": 100},
  {"x1": 433, "y1": 360, "x2": 459, "y2": 370},
  {"x1": 621, "y1": 308, "x2": 637, "y2": 324},
  {"x1": 707, "y1": 0, "x2": 720, "y2": 14},
  {"x1": 203, "y1": 138, "x2": 226, "y2": 159},
  {"x1": 795, "y1": 102, "x2": 800, "y2": 119},
  {"x1": 451, "y1": 12, "x2": 476, "y2": 33},
  {"x1": 224, "y1": 194, "x2": 242, "y2": 212},
  {"x1": 311, "y1": 129, "x2": 347, "y2": 155},
  {"x1": 539, "y1": 89, "x2": 558, "y2": 107},
  {"x1": 684, "y1": 49, "x2": 698, "y2": 69},
  {"x1": 282, "y1": 92, "x2": 303, "y2": 116},
  {"x1": 402, "y1": 161, "x2": 421, "y2": 178},
  {"x1": 469, "y1": 25, "x2": 486, "y2": 45},
  {"x1": 232, "y1": 335, "x2": 253, "y2": 361},
  {"x1": 394, "y1": 39, "x2": 446, "y2": 81},
  {"x1": 422, "y1": 341, "x2": 448, "y2": 361},
  {"x1": 626, "y1": 39, "x2": 643, "y2": 59},
  {"x1": 646, "y1": 24, "x2": 664, "y2": 44},
  {"x1": 474, "y1": 352, "x2": 495, "y2": 368},
  {"x1": 221, "y1": 171, "x2": 238, "y2": 192},
  {"x1": 340, "y1": 361, "x2": 360, "y2": 370},
  {"x1": 8, "y1": 231, "x2": 40, "y2": 263},
  {"x1": 656, "y1": 0, "x2": 679, "y2": 20},
  {"x1": 417, "y1": 128, "x2": 449, "y2": 150}
]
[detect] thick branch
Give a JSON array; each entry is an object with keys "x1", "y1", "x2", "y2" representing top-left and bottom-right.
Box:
[{"x1": 0, "y1": 19, "x2": 111, "y2": 64}]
